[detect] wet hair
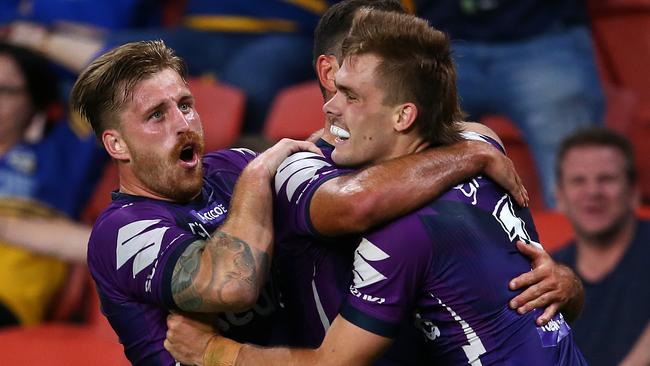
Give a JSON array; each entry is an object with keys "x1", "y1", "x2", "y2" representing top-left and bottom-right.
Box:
[
  {"x1": 312, "y1": 0, "x2": 405, "y2": 96},
  {"x1": 70, "y1": 40, "x2": 187, "y2": 139},
  {"x1": 556, "y1": 127, "x2": 637, "y2": 183},
  {"x1": 341, "y1": 9, "x2": 463, "y2": 146}
]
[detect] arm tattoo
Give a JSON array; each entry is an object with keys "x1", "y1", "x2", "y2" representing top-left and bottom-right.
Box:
[{"x1": 171, "y1": 232, "x2": 270, "y2": 312}]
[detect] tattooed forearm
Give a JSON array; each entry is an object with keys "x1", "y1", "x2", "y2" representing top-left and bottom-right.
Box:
[{"x1": 171, "y1": 232, "x2": 270, "y2": 312}]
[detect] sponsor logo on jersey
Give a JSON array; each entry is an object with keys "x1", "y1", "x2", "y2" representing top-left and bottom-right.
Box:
[
  {"x1": 116, "y1": 219, "x2": 170, "y2": 278},
  {"x1": 192, "y1": 203, "x2": 228, "y2": 224},
  {"x1": 536, "y1": 312, "x2": 570, "y2": 347},
  {"x1": 275, "y1": 152, "x2": 331, "y2": 202},
  {"x1": 453, "y1": 177, "x2": 481, "y2": 205}
]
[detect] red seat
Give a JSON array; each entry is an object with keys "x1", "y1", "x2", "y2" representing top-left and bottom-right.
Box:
[
  {"x1": 481, "y1": 115, "x2": 545, "y2": 210},
  {"x1": 188, "y1": 77, "x2": 245, "y2": 152},
  {"x1": 263, "y1": 81, "x2": 324, "y2": 141},
  {"x1": 0, "y1": 324, "x2": 128, "y2": 365},
  {"x1": 531, "y1": 210, "x2": 575, "y2": 253}
]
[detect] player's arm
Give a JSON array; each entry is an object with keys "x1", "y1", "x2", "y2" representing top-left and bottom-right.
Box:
[
  {"x1": 311, "y1": 123, "x2": 526, "y2": 236},
  {"x1": 164, "y1": 313, "x2": 391, "y2": 366},
  {"x1": 508, "y1": 241, "x2": 585, "y2": 324},
  {"x1": 170, "y1": 139, "x2": 322, "y2": 313}
]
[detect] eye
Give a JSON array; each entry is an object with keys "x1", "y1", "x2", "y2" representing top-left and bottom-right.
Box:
[
  {"x1": 149, "y1": 110, "x2": 163, "y2": 120},
  {"x1": 345, "y1": 93, "x2": 358, "y2": 102},
  {"x1": 179, "y1": 103, "x2": 190, "y2": 112}
]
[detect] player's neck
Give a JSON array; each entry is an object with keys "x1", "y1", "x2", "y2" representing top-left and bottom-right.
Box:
[
  {"x1": 379, "y1": 134, "x2": 429, "y2": 162},
  {"x1": 575, "y1": 215, "x2": 636, "y2": 282}
]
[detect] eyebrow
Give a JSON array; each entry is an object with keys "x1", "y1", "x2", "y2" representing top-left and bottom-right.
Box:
[
  {"x1": 142, "y1": 101, "x2": 165, "y2": 118},
  {"x1": 334, "y1": 80, "x2": 355, "y2": 95}
]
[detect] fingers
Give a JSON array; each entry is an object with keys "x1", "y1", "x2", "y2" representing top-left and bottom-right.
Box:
[
  {"x1": 508, "y1": 271, "x2": 543, "y2": 291},
  {"x1": 515, "y1": 240, "x2": 546, "y2": 261},
  {"x1": 536, "y1": 304, "x2": 560, "y2": 326}
]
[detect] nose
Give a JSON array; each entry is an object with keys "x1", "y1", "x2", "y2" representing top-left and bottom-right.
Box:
[
  {"x1": 323, "y1": 91, "x2": 343, "y2": 118},
  {"x1": 172, "y1": 107, "x2": 191, "y2": 134}
]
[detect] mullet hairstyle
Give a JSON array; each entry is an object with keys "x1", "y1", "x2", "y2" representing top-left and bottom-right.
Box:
[
  {"x1": 341, "y1": 10, "x2": 463, "y2": 147},
  {"x1": 312, "y1": 0, "x2": 405, "y2": 97},
  {"x1": 70, "y1": 40, "x2": 187, "y2": 140},
  {"x1": 556, "y1": 127, "x2": 637, "y2": 184}
]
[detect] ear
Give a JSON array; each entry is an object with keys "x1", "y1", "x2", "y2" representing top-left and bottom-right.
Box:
[
  {"x1": 393, "y1": 103, "x2": 418, "y2": 132},
  {"x1": 102, "y1": 129, "x2": 130, "y2": 162},
  {"x1": 316, "y1": 54, "x2": 339, "y2": 95}
]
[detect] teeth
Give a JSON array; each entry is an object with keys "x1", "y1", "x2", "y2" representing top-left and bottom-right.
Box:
[{"x1": 330, "y1": 125, "x2": 350, "y2": 139}]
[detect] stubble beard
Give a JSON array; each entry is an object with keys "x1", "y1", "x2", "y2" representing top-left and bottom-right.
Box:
[{"x1": 131, "y1": 132, "x2": 205, "y2": 203}]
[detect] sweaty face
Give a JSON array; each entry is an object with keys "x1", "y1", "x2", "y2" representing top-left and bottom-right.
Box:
[
  {"x1": 118, "y1": 69, "x2": 205, "y2": 202},
  {"x1": 324, "y1": 54, "x2": 398, "y2": 167},
  {"x1": 0, "y1": 55, "x2": 33, "y2": 153},
  {"x1": 556, "y1": 146, "x2": 637, "y2": 241}
]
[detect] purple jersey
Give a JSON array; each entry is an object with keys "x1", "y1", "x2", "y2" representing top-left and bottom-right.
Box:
[
  {"x1": 273, "y1": 139, "x2": 431, "y2": 365},
  {"x1": 87, "y1": 149, "x2": 286, "y2": 366},
  {"x1": 341, "y1": 140, "x2": 587, "y2": 364}
]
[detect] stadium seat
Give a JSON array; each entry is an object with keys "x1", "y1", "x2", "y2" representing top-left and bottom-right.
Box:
[
  {"x1": 188, "y1": 77, "x2": 246, "y2": 152},
  {"x1": 638, "y1": 205, "x2": 650, "y2": 219},
  {"x1": 263, "y1": 80, "x2": 324, "y2": 141},
  {"x1": 481, "y1": 115, "x2": 545, "y2": 210},
  {"x1": 47, "y1": 263, "x2": 90, "y2": 322},
  {"x1": 531, "y1": 210, "x2": 574, "y2": 253},
  {"x1": 0, "y1": 324, "x2": 128, "y2": 365},
  {"x1": 80, "y1": 162, "x2": 119, "y2": 225}
]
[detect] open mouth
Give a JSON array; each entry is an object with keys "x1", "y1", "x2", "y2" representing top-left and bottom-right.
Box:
[
  {"x1": 178, "y1": 143, "x2": 198, "y2": 168},
  {"x1": 330, "y1": 125, "x2": 350, "y2": 142}
]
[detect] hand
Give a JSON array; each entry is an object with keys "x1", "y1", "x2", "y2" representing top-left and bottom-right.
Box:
[
  {"x1": 480, "y1": 144, "x2": 529, "y2": 207},
  {"x1": 253, "y1": 138, "x2": 323, "y2": 178},
  {"x1": 508, "y1": 240, "x2": 582, "y2": 325},
  {"x1": 5, "y1": 21, "x2": 49, "y2": 51},
  {"x1": 164, "y1": 313, "x2": 216, "y2": 366}
]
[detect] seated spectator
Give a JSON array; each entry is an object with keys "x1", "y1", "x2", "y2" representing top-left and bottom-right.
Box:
[
  {"x1": 416, "y1": 0, "x2": 604, "y2": 208},
  {"x1": 5, "y1": 1, "x2": 333, "y2": 134},
  {"x1": 0, "y1": 43, "x2": 106, "y2": 327},
  {"x1": 552, "y1": 127, "x2": 650, "y2": 366}
]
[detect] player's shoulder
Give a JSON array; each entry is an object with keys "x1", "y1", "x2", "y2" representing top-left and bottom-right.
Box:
[
  {"x1": 364, "y1": 208, "x2": 433, "y2": 255},
  {"x1": 91, "y1": 196, "x2": 177, "y2": 243},
  {"x1": 203, "y1": 148, "x2": 258, "y2": 168}
]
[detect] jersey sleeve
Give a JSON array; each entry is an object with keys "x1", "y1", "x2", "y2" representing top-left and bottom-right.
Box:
[
  {"x1": 273, "y1": 151, "x2": 353, "y2": 238},
  {"x1": 341, "y1": 214, "x2": 432, "y2": 338},
  {"x1": 87, "y1": 203, "x2": 199, "y2": 311}
]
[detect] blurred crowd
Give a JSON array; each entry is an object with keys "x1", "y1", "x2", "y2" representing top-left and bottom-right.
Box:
[{"x1": 0, "y1": 1, "x2": 647, "y2": 366}]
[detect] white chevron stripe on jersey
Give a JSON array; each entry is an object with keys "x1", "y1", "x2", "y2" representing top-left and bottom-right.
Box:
[
  {"x1": 116, "y1": 219, "x2": 170, "y2": 278},
  {"x1": 460, "y1": 131, "x2": 489, "y2": 144},
  {"x1": 274, "y1": 151, "x2": 331, "y2": 201},
  {"x1": 352, "y1": 238, "x2": 389, "y2": 289},
  {"x1": 230, "y1": 148, "x2": 256, "y2": 156}
]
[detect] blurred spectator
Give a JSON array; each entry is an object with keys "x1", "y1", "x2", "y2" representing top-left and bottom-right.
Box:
[
  {"x1": 1, "y1": 0, "x2": 161, "y2": 99},
  {"x1": 416, "y1": 0, "x2": 604, "y2": 208},
  {"x1": 5, "y1": 0, "x2": 335, "y2": 134},
  {"x1": 0, "y1": 42, "x2": 106, "y2": 327},
  {"x1": 552, "y1": 127, "x2": 649, "y2": 366}
]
